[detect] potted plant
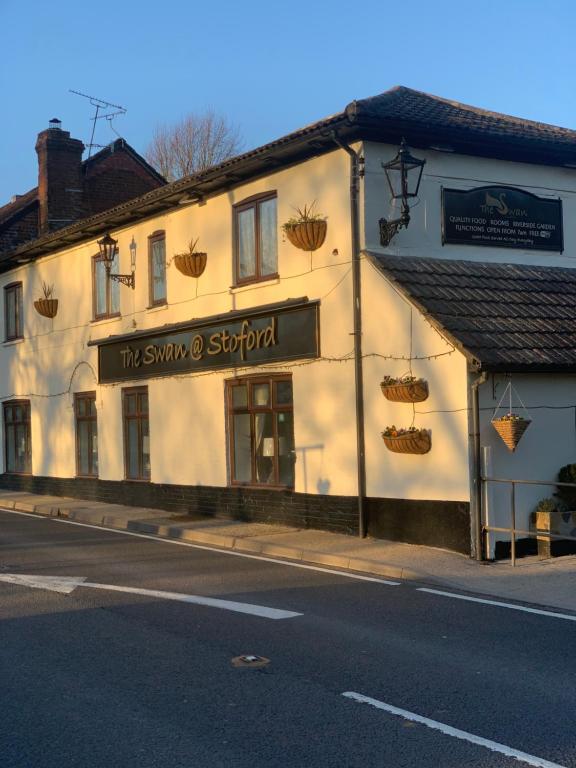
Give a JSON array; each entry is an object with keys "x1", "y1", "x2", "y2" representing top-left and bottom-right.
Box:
[
  {"x1": 34, "y1": 282, "x2": 58, "y2": 319},
  {"x1": 491, "y1": 412, "x2": 531, "y2": 452},
  {"x1": 380, "y1": 374, "x2": 428, "y2": 403},
  {"x1": 381, "y1": 425, "x2": 431, "y2": 454},
  {"x1": 282, "y1": 202, "x2": 327, "y2": 252},
  {"x1": 173, "y1": 238, "x2": 207, "y2": 278}
]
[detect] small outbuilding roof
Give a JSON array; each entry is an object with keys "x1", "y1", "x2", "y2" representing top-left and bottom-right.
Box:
[{"x1": 368, "y1": 252, "x2": 576, "y2": 373}]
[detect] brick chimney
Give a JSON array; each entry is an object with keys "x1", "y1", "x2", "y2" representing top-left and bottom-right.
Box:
[{"x1": 35, "y1": 119, "x2": 85, "y2": 234}]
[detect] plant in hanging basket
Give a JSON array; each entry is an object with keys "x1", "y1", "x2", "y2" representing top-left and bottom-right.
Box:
[
  {"x1": 381, "y1": 425, "x2": 431, "y2": 455},
  {"x1": 491, "y1": 412, "x2": 531, "y2": 452},
  {"x1": 33, "y1": 282, "x2": 58, "y2": 319},
  {"x1": 380, "y1": 374, "x2": 429, "y2": 403},
  {"x1": 173, "y1": 238, "x2": 207, "y2": 278},
  {"x1": 282, "y1": 202, "x2": 327, "y2": 252}
]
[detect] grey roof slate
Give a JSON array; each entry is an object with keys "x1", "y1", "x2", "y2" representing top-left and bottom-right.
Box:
[{"x1": 368, "y1": 252, "x2": 576, "y2": 372}]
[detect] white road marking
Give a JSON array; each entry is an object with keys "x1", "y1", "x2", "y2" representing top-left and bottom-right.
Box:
[
  {"x1": 0, "y1": 574, "x2": 87, "y2": 594},
  {"x1": 418, "y1": 587, "x2": 576, "y2": 623},
  {"x1": 0, "y1": 507, "x2": 401, "y2": 586},
  {"x1": 342, "y1": 692, "x2": 567, "y2": 768},
  {"x1": 0, "y1": 572, "x2": 301, "y2": 620}
]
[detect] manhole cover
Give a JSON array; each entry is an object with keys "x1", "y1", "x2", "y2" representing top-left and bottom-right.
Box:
[{"x1": 231, "y1": 654, "x2": 270, "y2": 669}]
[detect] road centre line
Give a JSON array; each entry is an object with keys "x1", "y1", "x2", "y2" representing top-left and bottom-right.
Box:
[
  {"x1": 0, "y1": 507, "x2": 400, "y2": 586},
  {"x1": 417, "y1": 587, "x2": 576, "y2": 623},
  {"x1": 342, "y1": 691, "x2": 566, "y2": 768}
]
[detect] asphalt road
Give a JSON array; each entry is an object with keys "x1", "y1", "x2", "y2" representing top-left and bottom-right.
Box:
[{"x1": 1, "y1": 508, "x2": 575, "y2": 768}]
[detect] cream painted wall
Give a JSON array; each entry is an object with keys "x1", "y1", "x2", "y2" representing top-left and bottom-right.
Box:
[
  {"x1": 0, "y1": 148, "x2": 364, "y2": 497},
  {"x1": 363, "y1": 141, "x2": 576, "y2": 269},
  {"x1": 361, "y1": 255, "x2": 470, "y2": 501}
]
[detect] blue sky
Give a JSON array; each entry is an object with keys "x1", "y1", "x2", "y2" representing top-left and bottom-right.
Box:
[{"x1": 1, "y1": 0, "x2": 574, "y2": 203}]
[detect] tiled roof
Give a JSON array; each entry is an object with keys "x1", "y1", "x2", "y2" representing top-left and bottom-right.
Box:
[
  {"x1": 351, "y1": 86, "x2": 576, "y2": 150},
  {"x1": 368, "y1": 252, "x2": 576, "y2": 372}
]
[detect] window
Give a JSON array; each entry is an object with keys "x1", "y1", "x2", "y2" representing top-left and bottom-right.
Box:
[
  {"x1": 122, "y1": 387, "x2": 150, "y2": 481},
  {"x1": 3, "y1": 400, "x2": 31, "y2": 474},
  {"x1": 93, "y1": 251, "x2": 120, "y2": 319},
  {"x1": 234, "y1": 193, "x2": 277, "y2": 284},
  {"x1": 75, "y1": 392, "x2": 98, "y2": 477},
  {"x1": 226, "y1": 375, "x2": 295, "y2": 487},
  {"x1": 149, "y1": 231, "x2": 167, "y2": 306},
  {"x1": 4, "y1": 282, "x2": 23, "y2": 341}
]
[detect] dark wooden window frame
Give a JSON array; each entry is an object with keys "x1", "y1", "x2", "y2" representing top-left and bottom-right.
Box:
[
  {"x1": 148, "y1": 230, "x2": 167, "y2": 307},
  {"x1": 122, "y1": 386, "x2": 150, "y2": 482},
  {"x1": 92, "y1": 252, "x2": 121, "y2": 321},
  {"x1": 74, "y1": 391, "x2": 98, "y2": 478},
  {"x1": 4, "y1": 281, "x2": 23, "y2": 341},
  {"x1": 233, "y1": 192, "x2": 278, "y2": 286},
  {"x1": 3, "y1": 399, "x2": 31, "y2": 474},
  {"x1": 226, "y1": 373, "x2": 294, "y2": 489}
]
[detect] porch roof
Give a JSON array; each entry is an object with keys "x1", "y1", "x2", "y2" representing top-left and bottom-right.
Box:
[{"x1": 368, "y1": 252, "x2": 576, "y2": 373}]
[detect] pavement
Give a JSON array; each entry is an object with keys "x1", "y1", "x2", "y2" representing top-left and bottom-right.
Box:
[{"x1": 3, "y1": 489, "x2": 576, "y2": 614}]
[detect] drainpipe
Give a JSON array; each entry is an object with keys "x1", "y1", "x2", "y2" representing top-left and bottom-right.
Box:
[
  {"x1": 330, "y1": 131, "x2": 366, "y2": 538},
  {"x1": 471, "y1": 371, "x2": 488, "y2": 560}
]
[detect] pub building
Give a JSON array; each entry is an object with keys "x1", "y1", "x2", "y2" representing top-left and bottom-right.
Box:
[{"x1": 2, "y1": 86, "x2": 576, "y2": 559}]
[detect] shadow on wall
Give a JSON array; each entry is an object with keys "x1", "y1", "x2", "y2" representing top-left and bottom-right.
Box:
[{"x1": 294, "y1": 443, "x2": 326, "y2": 494}]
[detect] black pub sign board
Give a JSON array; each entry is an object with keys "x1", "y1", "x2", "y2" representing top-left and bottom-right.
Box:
[
  {"x1": 442, "y1": 186, "x2": 563, "y2": 252},
  {"x1": 97, "y1": 302, "x2": 320, "y2": 384}
]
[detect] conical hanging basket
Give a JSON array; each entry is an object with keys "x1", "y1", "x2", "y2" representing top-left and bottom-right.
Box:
[
  {"x1": 34, "y1": 298, "x2": 58, "y2": 318},
  {"x1": 174, "y1": 252, "x2": 207, "y2": 278},
  {"x1": 382, "y1": 429, "x2": 431, "y2": 455},
  {"x1": 380, "y1": 379, "x2": 428, "y2": 403},
  {"x1": 284, "y1": 220, "x2": 327, "y2": 251},
  {"x1": 491, "y1": 417, "x2": 531, "y2": 452}
]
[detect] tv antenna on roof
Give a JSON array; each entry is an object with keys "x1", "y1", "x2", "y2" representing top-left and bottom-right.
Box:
[{"x1": 69, "y1": 89, "x2": 127, "y2": 159}]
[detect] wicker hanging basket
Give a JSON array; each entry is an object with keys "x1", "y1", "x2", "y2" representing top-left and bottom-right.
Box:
[
  {"x1": 173, "y1": 252, "x2": 207, "y2": 278},
  {"x1": 382, "y1": 429, "x2": 431, "y2": 455},
  {"x1": 33, "y1": 298, "x2": 58, "y2": 318},
  {"x1": 284, "y1": 220, "x2": 327, "y2": 252},
  {"x1": 491, "y1": 417, "x2": 531, "y2": 452},
  {"x1": 380, "y1": 378, "x2": 428, "y2": 403}
]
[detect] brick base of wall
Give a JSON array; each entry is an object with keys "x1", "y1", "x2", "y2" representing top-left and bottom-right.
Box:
[{"x1": 0, "y1": 474, "x2": 471, "y2": 554}]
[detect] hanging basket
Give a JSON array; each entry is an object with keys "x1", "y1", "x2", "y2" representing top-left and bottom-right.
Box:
[
  {"x1": 284, "y1": 220, "x2": 327, "y2": 251},
  {"x1": 174, "y1": 252, "x2": 207, "y2": 278},
  {"x1": 380, "y1": 378, "x2": 428, "y2": 403},
  {"x1": 33, "y1": 298, "x2": 58, "y2": 318},
  {"x1": 491, "y1": 417, "x2": 531, "y2": 452},
  {"x1": 382, "y1": 429, "x2": 431, "y2": 455}
]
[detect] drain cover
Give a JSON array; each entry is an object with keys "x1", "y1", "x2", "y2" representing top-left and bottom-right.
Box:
[{"x1": 231, "y1": 654, "x2": 270, "y2": 668}]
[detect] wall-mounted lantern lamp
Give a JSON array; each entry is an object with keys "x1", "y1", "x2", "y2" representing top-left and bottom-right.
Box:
[
  {"x1": 379, "y1": 138, "x2": 426, "y2": 246},
  {"x1": 97, "y1": 233, "x2": 135, "y2": 289}
]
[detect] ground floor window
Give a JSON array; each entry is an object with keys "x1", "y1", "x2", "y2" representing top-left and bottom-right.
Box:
[
  {"x1": 226, "y1": 375, "x2": 295, "y2": 487},
  {"x1": 75, "y1": 392, "x2": 98, "y2": 477},
  {"x1": 122, "y1": 387, "x2": 150, "y2": 480},
  {"x1": 3, "y1": 400, "x2": 31, "y2": 474}
]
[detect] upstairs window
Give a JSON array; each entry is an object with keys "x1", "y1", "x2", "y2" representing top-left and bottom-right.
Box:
[
  {"x1": 149, "y1": 231, "x2": 167, "y2": 306},
  {"x1": 93, "y1": 252, "x2": 120, "y2": 320},
  {"x1": 4, "y1": 282, "x2": 23, "y2": 341},
  {"x1": 234, "y1": 193, "x2": 277, "y2": 285}
]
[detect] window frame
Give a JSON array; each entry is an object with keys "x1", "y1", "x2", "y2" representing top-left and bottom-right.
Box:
[
  {"x1": 3, "y1": 399, "x2": 31, "y2": 474},
  {"x1": 74, "y1": 391, "x2": 98, "y2": 478},
  {"x1": 226, "y1": 374, "x2": 294, "y2": 489},
  {"x1": 233, "y1": 192, "x2": 278, "y2": 286},
  {"x1": 92, "y1": 252, "x2": 120, "y2": 321},
  {"x1": 4, "y1": 282, "x2": 23, "y2": 341},
  {"x1": 122, "y1": 386, "x2": 150, "y2": 482},
  {"x1": 148, "y1": 230, "x2": 167, "y2": 307}
]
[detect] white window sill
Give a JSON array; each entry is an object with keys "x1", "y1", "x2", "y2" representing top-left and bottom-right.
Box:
[
  {"x1": 230, "y1": 277, "x2": 280, "y2": 295},
  {"x1": 147, "y1": 303, "x2": 169, "y2": 313},
  {"x1": 3, "y1": 337, "x2": 24, "y2": 347}
]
